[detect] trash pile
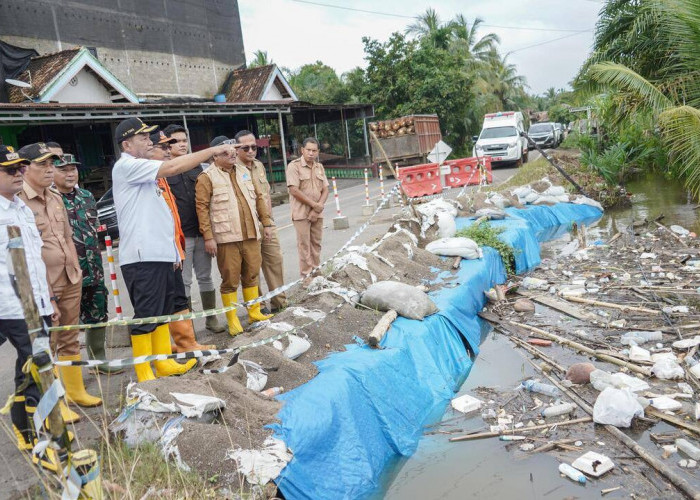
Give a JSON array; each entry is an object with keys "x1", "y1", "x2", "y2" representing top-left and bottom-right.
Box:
[{"x1": 448, "y1": 214, "x2": 700, "y2": 496}]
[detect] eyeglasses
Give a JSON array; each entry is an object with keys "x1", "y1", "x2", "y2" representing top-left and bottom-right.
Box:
[
  {"x1": 238, "y1": 145, "x2": 257, "y2": 152},
  {"x1": 0, "y1": 164, "x2": 27, "y2": 176}
]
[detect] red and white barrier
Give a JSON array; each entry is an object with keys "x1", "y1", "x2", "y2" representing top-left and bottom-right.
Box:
[{"x1": 105, "y1": 235, "x2": 123, "y2": 320}]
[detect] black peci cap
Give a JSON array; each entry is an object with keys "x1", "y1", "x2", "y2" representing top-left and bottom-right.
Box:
[
  {"x1": 115, "y1": 117, "x2": 158, "y2": 143},
  {"x1": 210, "y1": 135, "x2": 233, "y2": 147},
  {"x1": 150, "y1": 130, "x2": 177, "y2": 145},
  {"x1": 17, "y1": 142, "x2": 60, "y2": 163},
  {"x1": 0, "y1": 145, "x2": 29, "y2": 167}
]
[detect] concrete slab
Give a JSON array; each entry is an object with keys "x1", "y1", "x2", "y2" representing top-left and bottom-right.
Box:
[{"x1": 333, "y1": 216, "x2": 350, "y2": 230}]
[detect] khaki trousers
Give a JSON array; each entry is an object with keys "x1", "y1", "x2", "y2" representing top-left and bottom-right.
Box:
[
  {"x1": 293, "y1": 218, "x2": 324, "y2": 277},
  {"x1": 260, "y1": 226, "x2": 287, "y2": 309},
  {"x1": 50, "y1": 271, "x2": 82, "y2": 356},
  {"x1": 216, "y1": 238, "x2": 262, "y2": 294}
]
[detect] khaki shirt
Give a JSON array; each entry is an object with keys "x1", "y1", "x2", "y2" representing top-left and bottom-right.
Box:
[
  {"x1": 286, "y1": 157, "x2": 329, "y2": 221},
  {"x1": 195, "y1": 163, "x2": 272, "y2": 241},
  {"x1": 18, "y1": 183, "x2": 81, "y2": 286}
]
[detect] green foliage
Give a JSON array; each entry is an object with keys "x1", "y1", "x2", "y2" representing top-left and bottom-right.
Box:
[
  {"x1": 455, "y1": 222, "x2": 517, "y2": 274},
  {"x1": 547, "y1": 103, "x2": 574, "y2": 125},
  {"x1": 249, "y1": 50, "x2": 272, "y2": 68},
  {"x1": 287, "y1": 61, "x2": 349, "y2": 104}
]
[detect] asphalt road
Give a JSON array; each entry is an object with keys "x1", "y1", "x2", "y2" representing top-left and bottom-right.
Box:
[{"x1": 0, "y1": 161, "x2": 520, "y2": 498}]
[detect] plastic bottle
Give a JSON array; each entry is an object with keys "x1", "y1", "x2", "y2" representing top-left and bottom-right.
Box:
[
  {"x1": 521, "y1": 380, "x2": 560, "y2": 397},
  {"x1": 676, "y1": 438, "x2": 700, "y2": 460},
  {"x1": 690, "y1": 364, "x2": 700, "y2": 379},
  {"x1": 620, "y1": 331, "x2": 662, "y2": 345},
  {"x1": 541, "y1": 403, "x2": 576, "y2": 418},
  {"x1": 261, "y1": 386, "x2": 284, "y2": 398},
  {"x1": 559, "y1": 463, "x2": 586, "y2": 484}
]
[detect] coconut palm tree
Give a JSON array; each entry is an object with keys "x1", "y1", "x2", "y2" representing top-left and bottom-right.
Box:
[{"x1": 249, "y1": 50, "x2": 273, "y2": 68}]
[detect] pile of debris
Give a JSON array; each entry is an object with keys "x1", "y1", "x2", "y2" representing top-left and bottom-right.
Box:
[{"x1": 445, "y1": 214, "x2": 700, "y2": 497}]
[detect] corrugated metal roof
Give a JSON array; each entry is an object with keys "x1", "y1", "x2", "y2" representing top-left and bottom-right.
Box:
[
  {"x1": 7, "y1": 47, "x2": 81, "y2": 103},
  {"x1": 223, "y1": 65, "x2": 276, "y2": 102}
]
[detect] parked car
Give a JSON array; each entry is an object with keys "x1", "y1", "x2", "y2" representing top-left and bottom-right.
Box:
[
  {"x1": 527, "y1": 122, "x2": 557, "y2": 149},
  {"x1": 96, "y1": 188, "x2": 119, "y2": 241},
  {"x1": 472, "y1": 111, "x2": 529, "y2": 166},
  {"x1": 554, "y1": 123, "x2": 565, "y2": 145}
]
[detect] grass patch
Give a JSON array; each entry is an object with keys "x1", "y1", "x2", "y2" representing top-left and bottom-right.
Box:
[
  {"x1": 455, "y1": 221, "x2": 517, "y2": 274},
  {"x1": 103, "y1": 441, "x2": 219, "y2": 498},
  {"x1": 486, "y1": 157, "x2": 555, "y2": 193}
]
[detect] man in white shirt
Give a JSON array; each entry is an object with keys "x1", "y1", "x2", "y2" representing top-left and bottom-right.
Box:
[
  {"x1": 0, "y1": 145, "x2": 57, "y2": 455},
  {"x1": 112, "y1": 117, "x2": 234, "y2": 382}
]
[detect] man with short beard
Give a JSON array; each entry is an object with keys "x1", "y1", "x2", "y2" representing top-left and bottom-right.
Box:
[
  {"x1": 162, "y1": 124, "x2": 225, "y2": 334},
  {"x1": 18, "y1": 142, "x2": 102, "y2": 408},
  {"x1": 234, "y1": 129, "x2": 287, "y2": 313},
  {"x1": 52, "y1": 148, "x2": 123, "y2": 375},
  {"x1": 112, "y1": 118, "x2": 232, "y2": 381}
]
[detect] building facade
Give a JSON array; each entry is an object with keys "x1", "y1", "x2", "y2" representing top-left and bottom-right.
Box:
[{"x1": 0, "y1": 0, "x2": 245, "y2": 98}]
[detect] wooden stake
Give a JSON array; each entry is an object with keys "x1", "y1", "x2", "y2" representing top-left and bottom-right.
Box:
[
  {"x1": 7, "y1": 227, "x2": 68, "y2": 465},
  {"x1": 562, "y1": 295, "x2": 661, "y2": 315},
  {"x1": 449, "y1": 417, "x2": 592, "y2": 442},
  {"x1": 368, "y1": 309, "x2": 398, "y2": 347},
  {"x1": 507, "y1": 319, "x2": 652, "y2": 376}
]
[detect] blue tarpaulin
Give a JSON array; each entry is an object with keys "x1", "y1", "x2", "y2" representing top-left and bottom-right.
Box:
[{"x1": 271, "y1": 202, "x2": 602, "y2": 500}]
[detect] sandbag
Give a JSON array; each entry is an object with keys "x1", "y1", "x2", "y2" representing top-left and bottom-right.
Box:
[
  {"x1": 360, "y1": 281, "x2": 438, "y2": 320},
  {"x1": 475, "y1": 207, "x2": 506, "y2": 220},
  {"x1": 436, "y1": 211, "x2": 456, "y2": 238},
  {"x1": 543, "y1": 185, "x2": 567, "y2": 197},
  {"x1": 425, "y1": 237, "x2": 483, "y2": 259}
]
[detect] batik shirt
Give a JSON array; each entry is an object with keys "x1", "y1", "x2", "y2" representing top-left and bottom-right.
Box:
[{"x1": 61, "y1": 187, "x2": 105, "y2": 287}]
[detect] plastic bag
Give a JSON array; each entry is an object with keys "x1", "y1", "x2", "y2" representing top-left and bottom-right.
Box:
[
  {"x1": 360, "y1": 280, "x2": 438, "y2": 320},
  {"x1": 239, "y1": 360, "x2": 268, "y2": 392},
  {"x1": 652, "y1": 358, "x2": 685, "y2": 379},
  {"x1": 593, "y1": 387, "x2": 644, "y2": 427},
  {"x1": 426, "y1": 237, "x2": 483, "y2": 259},
  {"x1": 436, "y1": 211, "x2": 457, "y2": 238}
]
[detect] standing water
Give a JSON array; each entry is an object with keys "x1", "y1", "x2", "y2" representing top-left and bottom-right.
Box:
[{"x1": 376, "y1": 175, "x2": 698, "y2": 499}]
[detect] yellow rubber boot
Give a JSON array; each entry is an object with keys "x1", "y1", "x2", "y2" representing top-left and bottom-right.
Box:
[
  {"x1": 51, "y1": 368, "x2": 81, "y2": 423},
  {"x1": 12, "y1": 425, "x2": 33, "y2": 451},
  {"x1": 221, "y1": 292, "x2": 244, "y2": 336},
  {"x1": 58, "y1": 356, "x2": 102, "y2": 408},
  {"x1": 131, "y1": 333, "x2": 156, "y2": 382},
  {"x1": 151, "y1": 325, "x2": 196, "y2": 378},
  {"x1": 243, "y1": 286, "x2": 273, "y2": 323}
]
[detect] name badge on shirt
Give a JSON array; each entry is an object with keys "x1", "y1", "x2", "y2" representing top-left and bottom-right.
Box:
[{"x1": 241, "y1": 172, "x2": 251, "y2": 182}]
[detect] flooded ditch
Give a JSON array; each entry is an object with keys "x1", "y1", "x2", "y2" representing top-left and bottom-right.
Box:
[{"x1": 377, "y1": 175, "x2": 700, "y2": 499}]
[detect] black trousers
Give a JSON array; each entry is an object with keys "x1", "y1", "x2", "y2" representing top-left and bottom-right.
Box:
[
  {"x1": 0, "y1": 317, "x2": 50, "y2": 440},
  {"x1": 122, "y1": 261, "x2": 175, "y2": 335},
  {"x1": 173, "y1": 267, "x2": 189, "y2": 312}
]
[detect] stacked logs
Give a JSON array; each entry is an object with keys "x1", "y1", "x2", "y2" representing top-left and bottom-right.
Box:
[{"x1": 369, "y1": 116, "x2": 416, "y2": 139}]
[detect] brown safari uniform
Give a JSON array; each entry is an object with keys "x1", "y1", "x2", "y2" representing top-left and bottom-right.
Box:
[
  {"x1": 286, "y1": 157, "x2": 329, "y2": 276},
  {"x1": 195, "y1": 161, "x2": 272, "y2": 293},
  {"x1": 237, "y1": 157, "x2": 286, "y2": 310},
  {"x1": 18, "y1": 183, "x2": 82, "y2": 356}
]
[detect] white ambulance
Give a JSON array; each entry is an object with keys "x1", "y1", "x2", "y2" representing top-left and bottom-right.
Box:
[{"x1": 472, "y1": 111, "x2": 528, "y2": 166}]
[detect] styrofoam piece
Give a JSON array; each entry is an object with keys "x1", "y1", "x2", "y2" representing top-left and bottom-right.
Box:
[
  {"x1": 451, "y1": 394, "x2": 483, "y2": 414},
  {"x1": 571, "y1": 451, "x2": 615, "y2": 477},
  {"x1": 649, "y1": 396, "x2": 682, "y2": 411}
]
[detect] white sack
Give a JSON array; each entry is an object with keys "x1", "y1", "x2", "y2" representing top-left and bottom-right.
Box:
[{"x1": 426, "y1": 237, "x2": 483, "y2": 259}]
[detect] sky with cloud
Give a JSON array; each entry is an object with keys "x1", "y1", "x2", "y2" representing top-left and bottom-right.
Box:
[{"x1": 238, "y1": 0, "x2": 603, "y2": 96}]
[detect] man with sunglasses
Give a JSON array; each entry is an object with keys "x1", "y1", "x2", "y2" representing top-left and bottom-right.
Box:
[
  {"x1": 51, "y1": 149, "x2": 123, "y2": 375},
  {"x1": 149, "y1": 130, "x2": 214, "y2": 354},
  {"x1": 162, "y1": 124, "x2": 225, "y2": 334},
  {"x1": 17, "y1": 143, "x2": 102, "y2": 408},
  {"x1": 195, "y1": 136, "x2": 273, "y2": 335},
  {"x1": 234, "y1": 130, "x2": 287, "y2": 314},
  {"x1": 0, "y1": 145, "x2": 57, "y2": 458}
]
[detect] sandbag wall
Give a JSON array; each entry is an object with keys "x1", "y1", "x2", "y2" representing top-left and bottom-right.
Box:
[{"x1": 270, "y1": 203, "x2": 603, "y2": 500}]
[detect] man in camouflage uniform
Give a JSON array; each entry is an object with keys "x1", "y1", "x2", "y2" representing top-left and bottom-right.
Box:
[{"x1": 52, "y1": 150, "x2": 122, "y2": 374}]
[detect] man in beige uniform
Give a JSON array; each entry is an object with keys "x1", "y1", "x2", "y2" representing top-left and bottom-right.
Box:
[
  {"x1": 234, "y1": 130, "x2": 286, "y2": 313},
  {"x1": 286, "y1": 137, "x2": 329, "y2": 282},
  {"x1": 195, "y1": 136, "x2": 274, "y2": 335},
  {"x1": 17, "y1": 142, "x2": 101, "y2": 408}
]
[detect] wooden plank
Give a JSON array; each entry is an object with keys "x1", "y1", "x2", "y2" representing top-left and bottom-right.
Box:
[{"x1": 517, "y1": 290, "x2": 601, "y2": 322}]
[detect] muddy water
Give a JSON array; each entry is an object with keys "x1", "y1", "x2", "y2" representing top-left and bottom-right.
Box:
[
  {"x1": 601, "y1": 174, "x2": 700, "y2": 234},
  {"x1": 377, "y1": 178, "x2": 699, "y2": 499}
]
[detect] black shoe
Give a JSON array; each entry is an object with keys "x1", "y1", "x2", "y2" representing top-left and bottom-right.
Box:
[{"x1": 261, "y1": 307, "x2": 272, "y2": 315}]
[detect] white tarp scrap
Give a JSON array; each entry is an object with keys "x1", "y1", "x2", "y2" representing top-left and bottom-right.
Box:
[
  {"x1": 330, "y1": 251, "x2": 377, "y2": 283},
  {"x1": 306, "y1": 277, "x2": 360, "y2": 304},
  {"x1": 288, "y1": 307, "x2": 327, "y2": 322},
  {"x1": 226, "y1": 436, "x2": 293, "y2": 485}
]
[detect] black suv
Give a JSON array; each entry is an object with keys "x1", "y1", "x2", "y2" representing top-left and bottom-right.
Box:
[{"x1": 96, "y1": 188, "x2": 119, "y2": 241}]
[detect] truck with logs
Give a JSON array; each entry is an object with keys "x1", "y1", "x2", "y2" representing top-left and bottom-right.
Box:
[{"x1": 369, "y1": 114, "x2": 442, "y2": 167}]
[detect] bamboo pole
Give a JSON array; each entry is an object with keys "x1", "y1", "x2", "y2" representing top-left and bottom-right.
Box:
[
  {"x1": 449, "y1": 417, "x2": 592, "y2": 442},
  {"x1": 7, "y1": 226, "x2": 69, "y2": 465},
  {"x1": 561, "y1": 295, "x2": 661, "y2": 315},
  {"x1": 509, "y1": 320, "x2": 652, "y2": 376}
]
